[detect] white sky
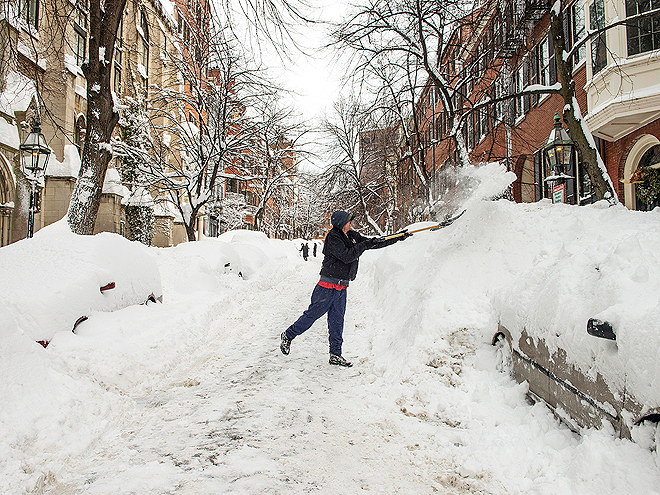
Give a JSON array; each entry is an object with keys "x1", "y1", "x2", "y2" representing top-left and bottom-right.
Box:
[
  {"x1": 224, "y1": 0, "x2": 353, "y2": 170},
  {"x1": 273, "y1": 1, "x2": 351, "y2": 123}
]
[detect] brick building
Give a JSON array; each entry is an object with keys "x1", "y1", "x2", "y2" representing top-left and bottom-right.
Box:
[{"x1": 405, "y1": 0, "x2": 660, "y2": 215}]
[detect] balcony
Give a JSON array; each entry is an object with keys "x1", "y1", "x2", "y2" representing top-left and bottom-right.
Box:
[
  {"x1": 585, "y1": 52, "x2": 660, "y2": 141},
  {"x1": 494, "y1": 0, "x2": 551, "y2": 59},
  {"x1": 584, "y1": 2, "x2": 660, "y2": 141}
]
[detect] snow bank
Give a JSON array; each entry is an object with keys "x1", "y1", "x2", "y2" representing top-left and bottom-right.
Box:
[
  {"x1": 361, "y1": 197, "x2": 660, "y2": 422},
  {"x1": 0, "y1": 219, "x2": 161, "y2": 342},
  {"x1": 2, "y1": 173, "x2": 660, "y2": 492}
]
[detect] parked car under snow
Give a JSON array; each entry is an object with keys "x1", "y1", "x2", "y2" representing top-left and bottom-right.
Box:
[
  {"x1": 492, "y1": 223, "x2": 660, "y2": 448},
  {"x1": 0, "y1": 220, "x2": 162, "y2": 346}
]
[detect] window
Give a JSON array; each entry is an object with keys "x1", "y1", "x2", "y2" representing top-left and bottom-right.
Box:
[
  {"x1": 540, "y1": 36, "x2": 557, "y2": 86},
  {"x1": 113, "y1": 19, "x2": 123, "y2": 92},
  {"x1": 578, "y1": 163, "x2": 596, "y2": 204},
  {"x1": 140, "y1": 12, "x2": 149, "y2": 75},
  {"x1": 74, "y1": 115, "x2": 86, "y2": 152},
  {"x1": 480, "y1": 102, "x2": 489, "y2": 138},
  {"x1": 533, "y1": 150, "x2": 544, "y2": 201},
  {"x1": 467, "y1": 111, "x2": 474, "y2": 150},
  {"x1": 474, "y1": 107, "x2": 488, "y2": 144},
  {"x1": 18, "y1": 0, "x2": 39, "y2": 29},
  {"x1": 572, "y1": 0, "x2": 587, "y2": 65},
  {"x1": 73, "y1": 0, "x2": 87, "y2": 66},
  {"x1": 492, "y1": 76, "x2": 506, "y2": 124},
  {"x1": 74, "y1": 28, "x2": 86, "y2": 66},
  {"x1": 474, "y1": 107, "x2": 481, "y2": 142},
  {"x1": 530, "y1": 47, "x2": 539, "y2": 105},
  {"x1": 515, "y1": 58, "x2": 530, "y2": 120},
  {"x1": 590, "y1": 0, "x2": 607, "y2": 73},
  {"x1": 226, "y1": 178, "x2": 239, "y2": 194},
  {"x1": 626, "y1": 0, "x2": 660, "y2": 56}
]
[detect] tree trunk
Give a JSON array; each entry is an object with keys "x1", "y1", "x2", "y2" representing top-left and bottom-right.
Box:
[
  {"x1": 185, "y1": 220, "x2": 197, "y2": 242},
  {"x1": 549, "y1": 9, "x2": 618, "y2": 203},
  {"x1": 67, "y1": 0, "x2": 127, "y2": 234}
]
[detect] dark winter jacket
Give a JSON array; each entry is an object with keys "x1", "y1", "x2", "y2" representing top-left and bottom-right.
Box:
[{"x1": 319, "y1": 226, "x2": 397, "y2": 283}]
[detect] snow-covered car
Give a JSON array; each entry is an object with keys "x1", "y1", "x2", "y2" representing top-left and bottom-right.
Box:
[
  {"x1": 0, "y1": 220, "x2": 162, "y2": 346},
  {"x1": 492, "y1": 322, "x2": 660, "y2": 443},
  {"x1": 491, "y1": 220, "x2": 660, "y2": 446}
]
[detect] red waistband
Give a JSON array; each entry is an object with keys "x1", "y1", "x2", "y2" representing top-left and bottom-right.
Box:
[{"x1": 317, "y1": 280, "x2": 348, "y2": 291}]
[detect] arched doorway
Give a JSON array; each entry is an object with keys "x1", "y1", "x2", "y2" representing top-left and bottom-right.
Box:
[
  {"x1": 0, "y1": 152, "x2": 16, "y2": 246},
  {"x1": 623, "y1": 135, "x2": 660, "y2": 211}
]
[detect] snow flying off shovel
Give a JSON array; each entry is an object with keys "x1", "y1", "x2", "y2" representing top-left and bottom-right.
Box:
[{"x1": 381, "y1": 209, "x2": 466, "y2": 241}]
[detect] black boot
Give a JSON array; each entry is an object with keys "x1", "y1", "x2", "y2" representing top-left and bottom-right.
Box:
[
  {"x1": 329, "y1": 353, "x2": 352, "y2": 367},
  {"x1": 280, "y1": 331, "x2": 291, "y2": 355}
]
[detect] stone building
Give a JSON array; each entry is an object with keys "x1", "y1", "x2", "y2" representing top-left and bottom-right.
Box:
[{"x1": 0, "y1": 0, "x2": 207, "y2": 247}]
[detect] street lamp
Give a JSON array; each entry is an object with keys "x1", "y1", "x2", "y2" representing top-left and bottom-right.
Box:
[
  {"x1": 20, "y1": 120, "x2": 51, "y2": 238},
  {"x1": 544, "y1": 113, "x2": 574, "y2": 204}
]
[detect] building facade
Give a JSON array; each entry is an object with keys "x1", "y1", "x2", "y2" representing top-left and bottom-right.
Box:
[
  {"x1": 358, "y1": 127, "x2": 399, "y2": 232},
  {"x1": 404, "y1": 0, "x2": 660, "y2": 217},
  {"x1": 0, "y1": 0, "x2": 219, "y2": 247}
]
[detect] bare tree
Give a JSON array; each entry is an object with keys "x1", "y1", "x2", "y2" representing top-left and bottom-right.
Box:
[
  {"x1": 293, "y1": 177, "x2": 328, "y2": 239},
  {"x1": 319, "y1": 95, "x2": 397, "y2": 235},
  {"x1": 64, "y1": 0, "x2": 311, "y2": 235},
  {"x1": 113, "y1": 21, "x2": 282, "y2": 241},
  {"x1": 334, "y1": 0, "x2": 481, "y2": 170},
  {"x1": 333, "y1": 0, "x2": 632, "y2": 205},
  {"x1": 248, "y1": 99, "x2": 309, "y2": 232}
]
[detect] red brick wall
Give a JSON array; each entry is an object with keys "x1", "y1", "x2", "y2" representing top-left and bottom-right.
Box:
[{"x1": 606, "y1": 119, "x2": 660, "y2": 199}]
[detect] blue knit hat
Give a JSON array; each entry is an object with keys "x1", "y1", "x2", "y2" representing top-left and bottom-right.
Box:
[{"x1": 330, "y1": 210, "x2": 354, "y2": 229}]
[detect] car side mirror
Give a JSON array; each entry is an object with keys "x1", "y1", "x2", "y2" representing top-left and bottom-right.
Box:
[{"x1": 587, "y1": 318, "x2": 616, "y2": 341}]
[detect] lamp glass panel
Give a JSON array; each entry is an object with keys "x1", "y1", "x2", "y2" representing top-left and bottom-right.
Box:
[
  {"x1": 546, "y1": 148, "x2": 557, "y2": 167},
  {"x1": 562, "y1": 145, "x2": 573, "y2": 168}
]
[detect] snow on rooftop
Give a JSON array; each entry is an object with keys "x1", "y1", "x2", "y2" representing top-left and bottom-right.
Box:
[
  {"x1": 0, "y1": 116, "x2": 19, "y2": 150},
  {"x1": 0, "y1": 71, "x2": 36, "y2": 116},
  {"x1": 122, "y1": 186, "x2": 154, "y2": 207},
  {"x1": 46, "y1": 145, "x2": 81, "y2": 178},
  {"x1": 102, "y1": 167, "x2": 128, "y2": 196}
]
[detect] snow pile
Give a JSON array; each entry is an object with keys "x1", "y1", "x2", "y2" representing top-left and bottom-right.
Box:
[
  {"x1": 494, "y1": 202, "x2": 660, "y2": 407},
  {"x1": 363, "y1": 198, "x2": 660, "y2": 409},
  {"x1": 355, "y1": 197, "x2": 660, "y2": 493},
  {"x1": 151, "y1": 230, "x2": 300, "y2": 294}
]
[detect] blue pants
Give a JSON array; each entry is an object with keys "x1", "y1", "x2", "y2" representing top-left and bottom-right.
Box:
[{"x1": 285, "y1": 284, "x2": 347, "y2": 356}]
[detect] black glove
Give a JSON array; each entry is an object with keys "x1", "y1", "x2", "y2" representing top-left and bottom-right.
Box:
[
  {"x1": 398, "y1": 231, "x2": 413, "y2": 241},
  {"x1": 372, "y1": 236, "x2": 387, "y2": 244}
]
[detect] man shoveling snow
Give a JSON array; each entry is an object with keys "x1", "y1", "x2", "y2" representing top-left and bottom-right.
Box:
[{"x1": 280, "y1": 210, "x2": 411, "y2": 366}]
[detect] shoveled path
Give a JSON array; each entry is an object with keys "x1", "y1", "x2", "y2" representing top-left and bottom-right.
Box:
[{"x1": 67, "y1": 256, "x2": 464, "y2": 494}]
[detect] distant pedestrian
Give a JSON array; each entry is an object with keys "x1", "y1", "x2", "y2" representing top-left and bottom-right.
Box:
[
  {"x1": 280, "y1": 211, "x2": 411, "y2": 367},
  {"x1": 313, "y1": 243, "x2": 317, "y2": 257},
  {"x1": 300, "y1": 242, "x2": 309, "y2": 261}
]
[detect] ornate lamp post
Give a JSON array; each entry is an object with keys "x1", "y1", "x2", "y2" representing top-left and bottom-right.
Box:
[
  {"x1": 544, "y1": 114, "x2": 574, "y2": 204},
  {"x1": 20, "y1": 121, "x2": 51, "y2": 238}
]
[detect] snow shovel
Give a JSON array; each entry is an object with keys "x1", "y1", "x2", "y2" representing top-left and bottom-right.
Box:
[{"x1": 381, "y1": 209, "x2": 466, "y2": 241}]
